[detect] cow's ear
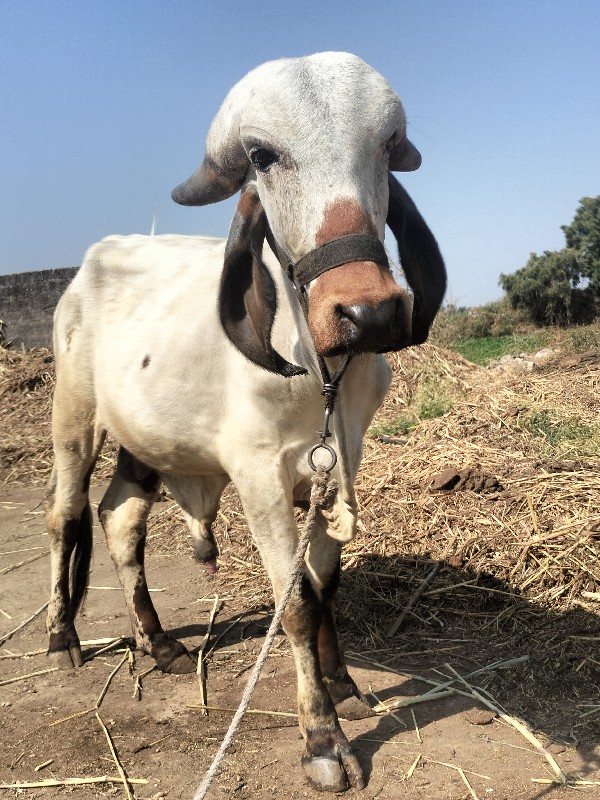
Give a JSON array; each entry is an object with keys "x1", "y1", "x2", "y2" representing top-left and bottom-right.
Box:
[
  {"x1": 386, "y1": 173, "x2": 447, "y2": 345},
  {"x1": 219, "y1": 188, "x2": 307, "y2": 377}
]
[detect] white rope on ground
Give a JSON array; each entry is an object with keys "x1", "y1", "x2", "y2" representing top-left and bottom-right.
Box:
[{"x1": 192, "y1": 466, "x2": 338, "y2": 800}]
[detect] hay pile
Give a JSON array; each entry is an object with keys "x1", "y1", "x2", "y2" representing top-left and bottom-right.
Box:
[
  {"x1": 2, "y1": 342, "x2": 599, "y2": 738},
  {"x1": 0, "y1": 348, "x2": 56, "y2": 484},
  {"x1": 0, "y1": 348, "x2": 118, "y2": 484},
  {"x1": 5, "y1": 342, "x2": 597, "y2": 616}
]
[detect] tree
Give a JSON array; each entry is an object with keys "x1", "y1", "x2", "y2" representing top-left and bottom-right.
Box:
[
  {"x1": 561, "y1": 196, "x2": 600, "y2": 293},
  {"x1": 500, "y1": 196, "x2": 600, "y2": 325}
]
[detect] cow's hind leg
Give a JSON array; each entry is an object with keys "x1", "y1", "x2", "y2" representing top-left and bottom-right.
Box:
[
  {"x1": 46, "y1": 424, "x2": 105, "y2": 669},
  {"x1": 98, "y1": 448, "x2": 195, "y2": 674}
]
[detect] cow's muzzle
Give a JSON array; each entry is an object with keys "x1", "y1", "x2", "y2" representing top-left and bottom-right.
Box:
[
  {"x1": 332, "y1": 296, "x2": 411, "y2": 355},
  {"x1": 273, "y1": 233, "x2": 411, "y2": 355}
]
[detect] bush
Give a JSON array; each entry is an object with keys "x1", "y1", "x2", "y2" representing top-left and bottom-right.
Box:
[
  {"x1": 566, "y1": 325, "x2": 600, "y2": 352},
  {"x1": 431, "y1": 299, "x2": 523, "y2": 346}
]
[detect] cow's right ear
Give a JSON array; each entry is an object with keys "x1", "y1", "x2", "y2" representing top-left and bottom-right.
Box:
[{"x1": 219, "y1": 187, "x2": 307, "y2": 377}]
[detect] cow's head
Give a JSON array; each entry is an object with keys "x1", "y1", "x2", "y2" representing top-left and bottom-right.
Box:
[{"x1": 172, "y1": 52, "x2": 446, "y2": 376}]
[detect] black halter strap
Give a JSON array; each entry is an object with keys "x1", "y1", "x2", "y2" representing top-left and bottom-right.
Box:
[
  {"x1": 291, "y1": 233, "x2": 389, "y2": 286},
  {"x1": 263, "y1": 228, "x2": 387, "y2": 470},
  {"x1": 265, "y1": 228, "x2": 390, "y2": 288}
]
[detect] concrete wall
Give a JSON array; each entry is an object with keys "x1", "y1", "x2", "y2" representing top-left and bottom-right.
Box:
[{"x1": 0, "y1": 268, "x2": 78, "y2": 349}]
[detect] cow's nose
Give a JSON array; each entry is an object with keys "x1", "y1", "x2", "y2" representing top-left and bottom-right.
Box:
[
  {"x1": 340, "y1": 300, "x2": 398, "y2": 331},
  {"x1": 335, "y1": 298, "x2": 409, "y2": 353}
]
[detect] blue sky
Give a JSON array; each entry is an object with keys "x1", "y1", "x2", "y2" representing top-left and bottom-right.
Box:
[{"x1": 1, "y1": 1, "x2": 599, "y2": 306}]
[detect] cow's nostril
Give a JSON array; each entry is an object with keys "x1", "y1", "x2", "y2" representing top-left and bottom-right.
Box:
[{"x1": 339, "y1": 299, "x2": 398, "y2": 331}]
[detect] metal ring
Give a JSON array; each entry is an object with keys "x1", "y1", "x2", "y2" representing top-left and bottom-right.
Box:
[{"x1": 307, "y1": 443, "x2": 337, "y2": 473}]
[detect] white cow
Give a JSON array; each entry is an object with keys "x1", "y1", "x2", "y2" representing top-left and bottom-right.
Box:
[{"x1": 46, "y1": 52, "x2": 446, "y2": 792}]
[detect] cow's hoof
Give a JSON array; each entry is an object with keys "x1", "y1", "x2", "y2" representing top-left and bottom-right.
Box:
[
  {"x1": 47, "y1": 632, "x2": 83, "y2": 669},
  {"x1": 203, "y1": 559, "x2": 218, "y2": 575},
  {"x1": 302, "y1": 756, "x2": 348, "y2": 792},
  {"x1": 162, "y1": 651, "x2": 197, "y2": 674},
  {"x1": 302, "y1": 749, "x2": 365, "y2": 793},
  {"x1": 336, "y1": 694, "x2": 375, "y2": 721},
  {"x1": 152, "y1": 635, "x2": 197, "y2": 674},
  {"x1": 48, "y1": 644, "x2": 83, "y2": 669}
]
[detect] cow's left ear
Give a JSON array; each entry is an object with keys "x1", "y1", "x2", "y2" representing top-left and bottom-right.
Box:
[
  {"x1": 386, "y1": 173, "x2": 447, "y2": 345},
  {"x1": 219, "y1": 187, "x2": 307, "y2": 377}
]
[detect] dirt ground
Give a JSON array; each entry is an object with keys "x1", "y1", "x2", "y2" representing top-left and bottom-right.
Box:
[
  {"x1": 0, "y1": 482, "x2": 598, "y2": 800},
  {"x1": 1, "y1": 344, "x2": 599, "y2": 798}
]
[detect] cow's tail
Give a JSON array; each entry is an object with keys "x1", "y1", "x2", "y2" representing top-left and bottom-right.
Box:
[{"x1": 70, "y1": 502, "x2": 94, "y2": 615}]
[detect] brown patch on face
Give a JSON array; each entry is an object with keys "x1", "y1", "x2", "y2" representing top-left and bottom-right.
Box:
[
  {"x1": 307, "y1": 197, "x2": 409, "y2": 355},
  {"x1": 308, "y1": 262, "x2": 408, "y2": 355},
  {"x1": 315, "y1": 198, "x2": 377, "y2": 245}
]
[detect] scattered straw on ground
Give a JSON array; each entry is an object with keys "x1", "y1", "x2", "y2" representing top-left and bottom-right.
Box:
[{"x1": 1, "y1": 341, "x2": 599, "y2": 745}]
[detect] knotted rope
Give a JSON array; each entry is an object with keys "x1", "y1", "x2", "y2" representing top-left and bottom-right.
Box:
[{"x1": 192, "y1": 466, "x2": 338, "y2": 800}]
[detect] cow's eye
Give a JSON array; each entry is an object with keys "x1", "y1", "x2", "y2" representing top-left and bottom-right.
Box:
[
  {"x1": 249, "y1": 147, "x2": 279, "y2": 172},
  {"x1": 384, "y1": 134, "x2": 397, "y2": 155}
]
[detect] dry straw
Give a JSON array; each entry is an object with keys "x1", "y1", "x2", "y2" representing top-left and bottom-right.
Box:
[
  {"x1": 2, "y1": 344, "x2": 598, "y2": 654},
  {"x1": 1, "y1": 340, "x2": 599, "y2": 758}
]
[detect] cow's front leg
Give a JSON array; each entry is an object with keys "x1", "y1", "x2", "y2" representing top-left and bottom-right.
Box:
[
  {"x1": 284, "y1": 576, "x2": 366, "y2": 792},
  {"x1": 236, "y1": 474, "x2": 365, "y2": 793},
  {"x1": 308, "y1": 530, "x2": 374, "y2": 721}
]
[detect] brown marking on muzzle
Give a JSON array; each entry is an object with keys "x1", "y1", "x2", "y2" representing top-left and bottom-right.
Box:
[
  {"x1": 308, "y1": 198, "x2": 407, "y2": 355},
  {"x1": 315, "y1": 198, "x2": 377, "y2": 246}
]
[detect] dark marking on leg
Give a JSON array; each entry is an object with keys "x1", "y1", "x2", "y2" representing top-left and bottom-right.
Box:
[
  {"x1": 131, "y1": 568, "x2": 195, "y2": 673},
  {"x1": 117, "y1": 448, "x2": 160, "y2": 494},
  {"x1": 99, "y1": 453, "x2": 195, "y2": 675},
  {"x1": 132, "y1": 550, "x2": 161, "y2": 638},
  {"x1": 150, "y1": 632, "x2": 196, "y2": 673},
  {"x1": 141, "y1": 354, "x2": 151, "y2": 368},
  {"x1": 46, "y1": 508, "x2": 92, "y2": 669},
  {"x1": 283, "y1": 574, "x2": 322, "y2": 640},
  {"x1": 69, "y1": 508, "x2": 93, "y2": 615},
  {"x1": 317, "y1": 562, "x2": 342, "y2": 679},
  {"x1": 318, "y1": 563, "x2": 374, "y2": 719},
  {"x1": 302, "y1": 728, "x2": 365, "y2": 792},
  {"x1": 282, "y1": 575, "x2": 365, "y2": 791},
  {"x1": 47, "y1": 629, "x2": 84, "y2": 668},
  {"x1": 48, "y1": 630, "x2": 79, "y2": 654}
]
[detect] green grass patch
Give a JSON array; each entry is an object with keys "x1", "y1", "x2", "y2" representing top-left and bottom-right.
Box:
[
  {"x1": 451, "y1": 332, "x2": 551, "y2": 366},
  {"x1": 413, "y1": 373, "x2": 454, "y2": 419},
  {"x1": 369, "y1": 415, "x2": 417, "y2": 438},
  {"x1": 519, "y1": 410, "x2": 600, "y2": 457},
  {"x1": 369, "y1": 372, "x2": 454, "y2": 438}
]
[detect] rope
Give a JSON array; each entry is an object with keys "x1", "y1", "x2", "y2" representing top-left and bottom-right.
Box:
[{"x1": 192, "y1": 466, "x2": 338, "y2": 800}]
